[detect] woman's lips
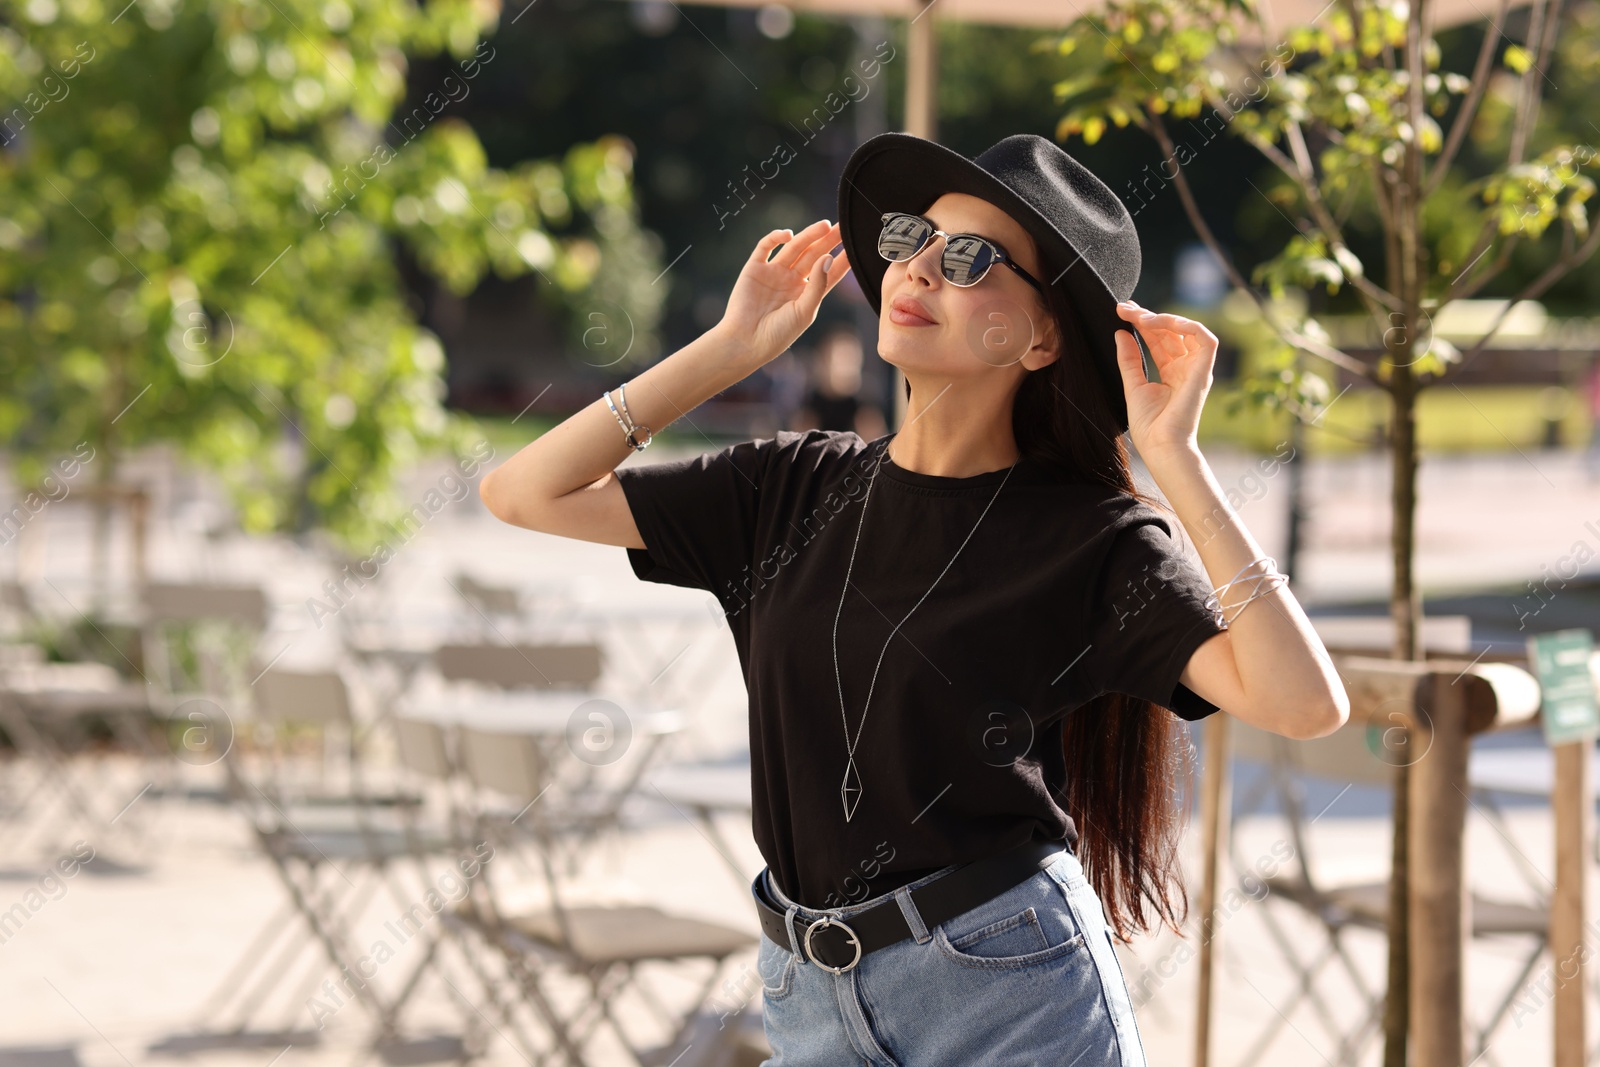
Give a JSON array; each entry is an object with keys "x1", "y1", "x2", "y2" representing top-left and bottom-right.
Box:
[{"x1": 888, "y1": 301, "x2": 937, "y2": 327}]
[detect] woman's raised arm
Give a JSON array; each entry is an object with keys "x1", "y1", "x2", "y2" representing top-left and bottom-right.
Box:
[{"x1": 478, "y1": 219, "x2": 852, "y2": 547}]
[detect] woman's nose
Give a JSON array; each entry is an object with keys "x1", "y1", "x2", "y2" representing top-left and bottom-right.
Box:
[{"x1": 904, "y1": 233, "x2": 945, "y2": 285}]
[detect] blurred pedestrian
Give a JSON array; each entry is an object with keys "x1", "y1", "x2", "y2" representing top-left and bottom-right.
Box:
[
  {"x1": 761, "y1": 348, "x2": 810, "y2": 436},
  {"x1": 789, "y1": 323, "x2": 888, "y2": 439}
]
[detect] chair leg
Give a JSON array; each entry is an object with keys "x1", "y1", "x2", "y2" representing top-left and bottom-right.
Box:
[
  {"x1": 437, "y1": 913, "x2": 549, "y2": 1065},
  {"x1": 1320, "y1": 927, "x2": 1389, "y2": 1067},
  {"x1": 649, "y1": 956, "x2": 734, "y2": 1059},
  {"x1": 536, "y1": 962, "x2": 631, "y2": 1060},
  {"x1": 262, "y1": 849, "x2": 391, "y2": 1024},
  {"x1": 229, "y1": 859, "x2": 376, "y2": 1031},
  {"x1": 380, "y1": 928, "x2": 446, "y2": 1036},
  {"x1": 574, "y1": 957, "x2": 734, "y2": 1067},
  {"x1": 1469, "y1": 939, "x2": 1547, "y2": 1063},
  {"x1": 212, "y1": 858, "x2": 375, "y2": 1033},
  {"x1": 1228, "y1": 936, "x2": 1341, "y2": 1067},
  {"x1": 191, "y1": 895, "x2": 304, "y2": 1026},
  {"x1": 1232, "y1": 894, "x2": 1356, "y2": 1066},
  {"x1": 486, "y1": 928, "x2": 598, "y2": 1067},
  {"x1": 0, "y1": 708, "x2": 111, "y2": 841},
  {"x1": 579, "y1": 963, "x2": 659, "y2": 1067}
]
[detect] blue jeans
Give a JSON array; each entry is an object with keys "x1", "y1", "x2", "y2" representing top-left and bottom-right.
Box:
[{"x1": 753, "y1": 845, "x2": 1147, "y2": 1066}]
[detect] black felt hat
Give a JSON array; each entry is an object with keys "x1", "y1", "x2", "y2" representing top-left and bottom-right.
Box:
[{"x1": 837, "y1": 132, "x2": 1155, "y2": 433}]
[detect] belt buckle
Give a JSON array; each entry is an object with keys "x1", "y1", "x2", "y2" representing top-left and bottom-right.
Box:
[{"x1": 802, "y1": 915, "x2": 862, "y2": 974}]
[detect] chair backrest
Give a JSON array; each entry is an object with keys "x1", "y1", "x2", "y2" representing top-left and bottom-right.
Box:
[
  {"x1": 0, "y1": 581, "x2": 35, "y2": 613},
  {"x1": 142, "y1": 582, "x2": 269, "y2": 628},
  {"x1": 459, "y1": 725, "x2": 547, "y2": 801},
  {"x1": 434, "y1": 642, "x2": 603, "y2": 689},
  {"x1": 454, "y1": 573, "x2": 522, "y2": 617},
  {"x1": 254, "y1": 668, "x2": 352, "y2": 727},
  {"x1": 0, "y1": 642, "x2": 46, "y2": 669},
  {"x1": 1229, "y1": 717, "x2": 1399, "y2": 787},
  {"x1": 394, "y1": 716, "x2": 454, "y2": 781}
]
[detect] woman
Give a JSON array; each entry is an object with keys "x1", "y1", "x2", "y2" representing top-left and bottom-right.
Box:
[{"x1": 480, "y1": 133, "x2": 1349, "y2": 1066}]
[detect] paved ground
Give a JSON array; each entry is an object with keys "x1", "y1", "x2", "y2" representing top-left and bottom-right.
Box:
[
  {"x1": 2, "y1": 440, "x2": 1599, "y2": 1066},
  {"x1": 0, "y1": 767, "x2": 1587, "y2": 1067}
]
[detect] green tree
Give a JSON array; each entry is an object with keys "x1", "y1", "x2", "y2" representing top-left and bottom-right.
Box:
[
  {"x1": 0, "y1": 0, "x2": 662, "y2": 594},
  {"x1": 1047, "y1": 0, "x2": 1600, "y2": 1062}
]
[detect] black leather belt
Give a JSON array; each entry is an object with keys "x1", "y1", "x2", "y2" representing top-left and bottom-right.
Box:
[{"x1": 751, "y1": 839, "x2": 1066, "y2": 974}]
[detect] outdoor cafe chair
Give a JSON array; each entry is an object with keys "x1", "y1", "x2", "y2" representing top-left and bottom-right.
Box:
[
  {"x1": 429, "y1": 641, "x2": 665, "y2": 870},
  {"x1": 434, "y1": 640, "x2": 605, "y2": 691},
  {"x1": 1467, "y1": 732, "x2": 1600, "y2": 1062},
  {"x1": 392, "y1": 713, "x2": 558, "y2": 1065},
  {"x1": 197, "y1": 667, "x2": 472, "y2": 1054},
  {"x1": 450, "y1": 721, "x2": 756, "y2": 1067},
  {"x1": 246, "y1": 664, "x2": 423, "y2": 810},
  {"x1": 404, "y1": 687, "x2": 686, "y2": 875},
  {"x1": 0, "y1": 580, "x2": 43, "y2": 640},
  {"x1": 642, "y1": 758, "x2": 756, "y2": 889},
  {"x1": 0, "y1": 656, "x2": 159, "y2": 863},
  {"x1": 1222, "y1": 715, "x2": 1550, "y2": 1067},
  {"x1": 450, "y1": 572, "x2": 527, "y2": 637},
  {"x1": 138, "y1": 580, "x2": 269, "y2": 724}
]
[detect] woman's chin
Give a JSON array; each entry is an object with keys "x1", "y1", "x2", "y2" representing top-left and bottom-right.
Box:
[
  {"x1": 875, "y1": 337, "x2": 957, "y2": 378},
  {"x1": 875, "y1": 333, "x2": 932, "y2": 368}
]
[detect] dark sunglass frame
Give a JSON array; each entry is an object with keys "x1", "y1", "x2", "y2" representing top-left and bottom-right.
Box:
[{"x1": 877, "y1": 211, "x2": 1046, "y2": 295}]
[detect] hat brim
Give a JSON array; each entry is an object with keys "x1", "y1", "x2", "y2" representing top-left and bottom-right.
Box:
[{"x1": 837, "y1": 133, "x2": 1148, "y2": 434}]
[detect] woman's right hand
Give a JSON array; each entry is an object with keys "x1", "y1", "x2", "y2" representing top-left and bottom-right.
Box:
[{"x1": 717, "y1": 220, "x2": 852, "y2": 365}]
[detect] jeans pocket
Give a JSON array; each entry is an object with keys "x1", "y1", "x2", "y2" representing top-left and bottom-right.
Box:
[
  {"x1": 934, "y1": 900, "x2": 1088, "y2": 971},
  {"x1": 757, "y1": 932, "x2": 796, "y2": 1000}
]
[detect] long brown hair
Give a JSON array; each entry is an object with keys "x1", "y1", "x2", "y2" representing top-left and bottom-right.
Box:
[{"x1": 902, "y1": 278, "x2": 1198, "y2": 944}]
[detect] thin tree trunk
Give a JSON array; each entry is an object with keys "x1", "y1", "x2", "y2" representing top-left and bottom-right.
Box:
[
  {"x1": 90, "y1": 456, "x2": 113, "y2": 616},
  {"x1": 1284, "y1": 350, "x2": 1306, "y2": 582},
  {"x1": 91, "y1": 344, "x2": 127, "y2": 617},
  {"x1": 1383, "y1": 354, "x2": 1424, "y2": 1067},
  {"x1": 1382, "y1": 4, "x2": 1430, "y2": 1055}
]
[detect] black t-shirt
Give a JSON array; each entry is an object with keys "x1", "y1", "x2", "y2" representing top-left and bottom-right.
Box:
[{"x1": 615, "y1": 429, "x2": 1225, "y2": 910}]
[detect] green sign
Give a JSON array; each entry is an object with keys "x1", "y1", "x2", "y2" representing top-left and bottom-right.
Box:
[{"x1": 1528, "y1": 629, "x2": 1600, "y2": 746}]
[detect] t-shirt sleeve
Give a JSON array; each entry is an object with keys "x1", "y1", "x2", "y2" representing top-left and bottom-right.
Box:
[
  {"x1": 1082, "y1": 512, "x2": 1227, "y2": 721},
  {"x1": 613, "y1": 437, "x2": 771, "y2": 605}
]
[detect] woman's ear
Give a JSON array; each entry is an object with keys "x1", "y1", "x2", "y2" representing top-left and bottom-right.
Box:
[{"x1": 1022, "y1": 307, "x2": 1061, "y2": 372}]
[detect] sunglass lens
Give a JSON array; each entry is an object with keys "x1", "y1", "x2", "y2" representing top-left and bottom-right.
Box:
[
  {"x1": 879, "y1": 214, "x2": 931, "y2": 261},
  {"x1": 942, "y1": 235, "x2": 995, "y2": 286}
]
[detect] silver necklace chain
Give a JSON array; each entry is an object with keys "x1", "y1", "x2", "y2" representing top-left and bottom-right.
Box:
[{"x1": 831, "y1": 435, "x2": 1019, "y2": 822}]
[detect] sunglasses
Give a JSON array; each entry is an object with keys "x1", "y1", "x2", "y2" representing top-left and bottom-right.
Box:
[{"x1": 877, "y1": 211, "x2": 1046, "y2": 295}]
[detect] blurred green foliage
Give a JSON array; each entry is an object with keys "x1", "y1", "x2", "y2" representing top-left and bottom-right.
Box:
[
  {"x1": 0, "y1": 0, "x2": 662, "y2": 553},
  {"x1": 1044, "y1": 0, "x2": 1600, "y2": 421}
]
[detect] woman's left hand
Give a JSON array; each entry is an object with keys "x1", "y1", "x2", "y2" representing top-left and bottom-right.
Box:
[{"x1": 1113, "y1": 300, "x2": 1216, "y2": 460}]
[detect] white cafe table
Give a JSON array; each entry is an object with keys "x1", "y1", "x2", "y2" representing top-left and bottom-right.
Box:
[
  {"x1": 0, "y1": 661, "x2": 157, "y2": 838},
  {"x1": 402, "y1": 689, "x2": 686, "y2": 834},
  {"x1": 543, "y1": 601, "x2": 732, "y2": 707},
  {"x1": 402, "y1": 687, "x2": 684, "y2": 736},
  {"x1": 0, "y1": 661, "x2": 151, "y2": 712},
  {"x1": 645, "y1": 761, "x2": 755, "y2": 887}
]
